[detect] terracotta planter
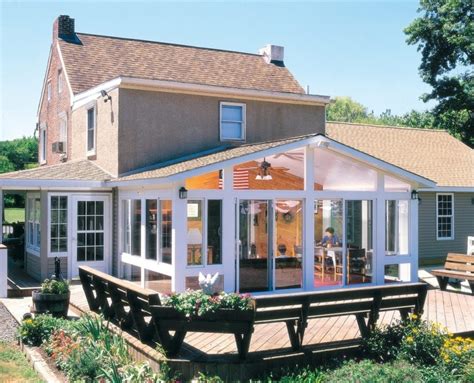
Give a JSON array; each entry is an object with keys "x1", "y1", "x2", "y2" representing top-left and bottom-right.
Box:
[{"x1": 31, "y1": 290, "x2": 70, "y2": 318}]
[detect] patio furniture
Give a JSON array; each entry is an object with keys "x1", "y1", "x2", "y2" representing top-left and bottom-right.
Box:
[
  {"x1": 431, "y1": 253, "x2": 474, "y2": 294},
  {"x1": 254, "y1": 282, "x2": 428, "y2": 351}
]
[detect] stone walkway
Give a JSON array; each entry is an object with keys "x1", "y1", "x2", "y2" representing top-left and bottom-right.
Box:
[{"x1": 0, "y1": 301, "x2": 19, "y2": 342}]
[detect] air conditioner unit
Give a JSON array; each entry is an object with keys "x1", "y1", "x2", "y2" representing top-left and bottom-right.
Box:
[{"x1": 52, "y1": 141, "x2": 65, "y2": 153}]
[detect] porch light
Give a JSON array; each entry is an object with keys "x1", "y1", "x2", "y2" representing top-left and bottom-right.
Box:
[
  {"x1": 411, "y1": 190, "x2": 419, "y2": 200},
  {"x1": 179, "y1": 187, "x2": 188, "y2": 199}
]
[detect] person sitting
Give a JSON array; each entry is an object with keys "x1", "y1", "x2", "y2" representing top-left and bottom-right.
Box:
[{"x1": 320, "y1": 227, "x2": 340, "y2": 248}]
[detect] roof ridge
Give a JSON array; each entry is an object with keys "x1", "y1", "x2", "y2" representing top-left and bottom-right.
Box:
[
  {"x1": 238, "y1": 132, "x2": 320, "y2": 148},
  {"x1": 74, "y1": 32, "x2": 262, "y2": 57},
  {"x1": 326, "y1": 120, "x2": 448, "y2": 133}
]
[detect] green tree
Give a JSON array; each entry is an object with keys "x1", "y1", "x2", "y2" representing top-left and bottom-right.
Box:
[
  {"x1": 326, "y1": 96, "x2": 370, "y2": 122},
  {"x1": 0, "y1": 136, "x2": 38, "y2": 173},
  {"x1": 405, "y1": 0, "x2": 473, "y2": 146}
]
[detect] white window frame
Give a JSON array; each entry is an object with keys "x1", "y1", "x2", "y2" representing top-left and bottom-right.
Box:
[
  {"x1": 58, "y1": 69, "x2": 63, "y2": 94},
  {"x1": 86, "y1": 103, "x2": 97, "y2": 156},
  {"x1": 49, "y1": 194, "x2": 69, "y2": 255},
  {"x1": 26, "y1": 195, "x2": 41, "y2": 254},
  {"x1": 39, "y1": 124, "x2": 47, "y2": 164},
  {"x1": 219, "y1": 102, "x2": 246, "y2": 141},
  {"x1": 58, "y1": 112, "x2": 67, "y2": 154},
  {"x1": 436, "y1": 193, "x2": 454, "y2": 240},
  {"x1": 47, "y1": 80, "x2": 51, "y2": 102}
]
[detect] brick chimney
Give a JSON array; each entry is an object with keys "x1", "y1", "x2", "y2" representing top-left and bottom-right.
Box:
[
  {"x1": 259, "y1": 44, "x2": 285, "y2": 66},
  {"x1": 53, "y1": 15, "x2": 76, "y2": 41}
]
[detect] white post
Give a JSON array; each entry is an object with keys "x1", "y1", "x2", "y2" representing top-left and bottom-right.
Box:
[
  {"x1": 0, "y1": 244, "x2": 7, "y2": 298},
  {"x1": 222, "y1": 166, "x2": 235, "y2": 292},
  {"x1": 467, "y1": 236, "x2": 474, "y2": 255},
  {"x1": 375, "y1": 173, "x2": 386, "y2": 285},
  {"x1": 409, "y1": 198, "x2": 419, "y2": 282},
  {"x1": 303, "y1": 146, "x2": 315, "y2": 290},
  {"x1": 172, "y1": 184, "x2": 187, "y2": 292}
]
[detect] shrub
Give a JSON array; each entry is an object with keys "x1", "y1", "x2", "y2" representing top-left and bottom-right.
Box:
[
  {"x1": 163, "y1": 290, "x2": 253, "y2": 317},
  {"x1": 18, "y1": 314, "x2": 71, "y2": 346},
  {"x1": 363, "y1": 314, "x2": 447, "y2": 365},
  {"x1": 440, "y1": 336, "x2": 474, "y2": 375},
  {"x1": 40, "y1": 278, "x2": 69, "y2": 294}
]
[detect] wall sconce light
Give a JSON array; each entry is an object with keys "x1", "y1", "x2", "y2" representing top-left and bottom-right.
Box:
[
  {"x1": 179, "y1": 187, "x2": 188, "y2": 199},
  {"x1": 411, "y1": 190, "x2": 421, "y2": 203},
  {"x1": 100, "y1": 90, "x2": 112, "y2": 103}
]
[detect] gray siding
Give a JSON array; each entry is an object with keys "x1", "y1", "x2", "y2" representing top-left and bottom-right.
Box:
[
  {"x1": 419, "y1": 192, "x2": 474, "y2": 264},
  {"x1": 25, "y1": 252, "x2": 41, "y2": 281}
]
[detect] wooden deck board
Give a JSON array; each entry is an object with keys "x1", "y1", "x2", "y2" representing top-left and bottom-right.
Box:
[{"x1": 69, "y1": 286, "x2": 474, "y2": 360}]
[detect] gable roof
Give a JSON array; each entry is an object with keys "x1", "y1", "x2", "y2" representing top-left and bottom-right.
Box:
[
  {"x1": 58, "y1": 33, "x2": 305, "y2": 95},
  {"x1": 0, "y1": 160, "x2": 112, "y2": 182},
  {"x1": 326, "y1": 122, "x2": 474, "y2": 188}
]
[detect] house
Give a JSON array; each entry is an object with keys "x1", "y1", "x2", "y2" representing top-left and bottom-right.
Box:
[
  {"x1": 326, "y1": 123, "x2": 474, "y2": 266},
  {"x1": 0, "y1": 15, "x2": 446, "y2": 294}
]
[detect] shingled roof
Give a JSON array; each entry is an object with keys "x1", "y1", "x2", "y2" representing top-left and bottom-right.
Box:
[
  {"x1": 326, "y1": 122, "x2": 474, "y2": 188},
  {"x1": 59, "y1": 33, "x2": 305, "y2": 95},
  {"x1": 0, "y1": 160, "x2": 112, "y2": 182}
]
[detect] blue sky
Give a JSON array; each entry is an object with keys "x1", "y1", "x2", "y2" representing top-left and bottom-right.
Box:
[{"x1": 0, "y1": 1, "x2": 432, "y2": 140}]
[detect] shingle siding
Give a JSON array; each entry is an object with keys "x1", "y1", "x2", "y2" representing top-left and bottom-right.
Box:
[{"x1": 419, "y1": 192, "x2": 474, "y2": 263}]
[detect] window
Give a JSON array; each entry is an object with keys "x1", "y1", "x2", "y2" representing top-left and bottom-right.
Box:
[
  {"x1": 385, "y1": 200, "x2": 409, "y2": 255},
  {"x1": 437, "y1": 194, "x2": 454, "y2": 240},
  {"x1": 87, "y1": 107, "x2": 96, "y2": 154},
  {"x1": 220, "y1": 102, "x2": 245, "y2": 141},
  {"x1": 40, "y1": 126, "x2": 47, "y2": 163},
  {"x1": 187, "y1": 200, "x2": 222, "y2": 266},
  {"x1": 159, "y1": 200, "x2": 172, "y2": 264},
  {"x1": 58, "y1": 69, "x2": 63, "y2": 94},
  {"x1": 47, "y1": 81, "x2": 51, "y2": 102},
  {"x1": 27, "y1": 197, "x2": 41, "y2": 251},
  {"x1": 59, "y1": 114, "x2": 67, "y2": 153},
  {"x1": 123, "y1": 200, "x2": 141, "y2": 256},
  {"x1": 50, "y1": 196, "x2": 67, "y2": 252},
  {"x1": 77, "y1": 201, "x2": 104, "y2": 261}
]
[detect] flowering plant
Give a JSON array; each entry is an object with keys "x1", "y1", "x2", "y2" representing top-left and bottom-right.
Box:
[
  {"x1": 40, "y1": 278, "x2": 70, "y2": 294},
  {"x1": 162, "y1": 290, "x2": 253, "y2": 318}
]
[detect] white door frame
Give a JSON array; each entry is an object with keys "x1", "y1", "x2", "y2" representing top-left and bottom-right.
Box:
[{"x1": 70, "y1": 194, "x2": 112, "y2": 278}]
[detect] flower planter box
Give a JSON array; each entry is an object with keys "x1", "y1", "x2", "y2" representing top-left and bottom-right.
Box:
[
  {"x1": 149, "y1": 304, "x2": 256, "y2": 359},
  {"x1": 31, "y1": 291, "x2": 70, "y2": 318}
]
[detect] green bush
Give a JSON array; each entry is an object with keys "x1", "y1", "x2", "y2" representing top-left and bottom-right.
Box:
[
  {"x1": 40, "y1": 278, "x2": 69, "y2": 294},
  {"x1": 18, "y1": 315, "x2": 71, "y2": 346},
  {"x1": 363, "y1": 315, "x2": 447, "y2": 365}
]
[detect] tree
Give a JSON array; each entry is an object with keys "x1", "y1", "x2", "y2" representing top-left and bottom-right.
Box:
[
  {"x1": 326, "y1": 97, "x2": 369, "y2": 122},
  {"x1": 405, "y1": 0, "x2": 473, "y2": 146},
  {"x1": 0, "y1": 136, "x2": 38, "y2": 173}
]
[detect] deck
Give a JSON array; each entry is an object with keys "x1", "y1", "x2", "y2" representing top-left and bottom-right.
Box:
[{"x1": 69, "y1": 285, "x2": 474, "y2": 379}]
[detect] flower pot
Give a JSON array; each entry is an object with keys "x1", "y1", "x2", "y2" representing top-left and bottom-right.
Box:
[{"x1": 31, "y1": 290, "x2": 71, "y2": 318}]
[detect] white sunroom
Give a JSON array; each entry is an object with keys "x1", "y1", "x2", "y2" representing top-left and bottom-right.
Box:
[{"x1": 111, "y1": 133, "x2": 435, "y2": 295}]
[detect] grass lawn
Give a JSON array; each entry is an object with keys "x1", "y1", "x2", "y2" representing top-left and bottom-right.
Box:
[
  {"x1": 0, "y1": 342, "x2": 43, "y2": 383},
  {"x1": 3, "y1": 208, "x2": 25, "y2": 224}
]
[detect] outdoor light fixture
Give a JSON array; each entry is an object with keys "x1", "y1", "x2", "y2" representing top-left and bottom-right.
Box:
[
  {"x1": 255, "y1": 158, "x2": 272, "y2": 181},
  {"x1": 411, "y1": 190, "x2": 419, "y2": 200},
  {"x1": 100, "y1": 90, "x2": 112, "y2": 103},
  {"x1": 179, "y1": 187, "x2": 188, "y2": 199}
]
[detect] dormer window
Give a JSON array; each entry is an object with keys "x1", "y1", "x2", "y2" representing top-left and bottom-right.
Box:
[
  {"x1": 58, "y1": 69, "x2": 63, "y2": 94},
  {"x1": 220, "y1": 102, "x2": 246, "y2": 141},
  {"x1": 86, "y1": 106, "x2": 96, "y2": 155}
]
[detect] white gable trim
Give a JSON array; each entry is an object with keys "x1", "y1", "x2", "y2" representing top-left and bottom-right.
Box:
[
  {"x1": 36, "y1": 46, "x2": 53, "y2": 119},
  {"x1": 108, "y1": 135, "x2": 436, "y2": 188},
  {"x1": 56, "y1": 41, "x2": 75, "y2": 103}
]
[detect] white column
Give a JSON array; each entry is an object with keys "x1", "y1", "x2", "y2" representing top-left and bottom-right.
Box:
[
  {"x1": 303, "y1": 146, "x2": 315, "y2": 290},
  {"x1": 409, "y1": 198, "x2": 419, "y2": 282},
  {"x1": 172, "y1": 184, "x2": 187, "y2": 292},
  {"x1": 0, "y1": 189, "x2": 3, "y2": 243},
  {"x1": 0, "y1": 244, "x2": 7, "y2": 298},
  {"x1": 222, "y1": 166, "x2": 236, "y2": 292},
  {"x1": 375, "y1": 173, "x2": 386, "y2": 285}
]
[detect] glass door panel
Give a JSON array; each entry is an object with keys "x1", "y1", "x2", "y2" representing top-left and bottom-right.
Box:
[
  {"x1": 239, "y1": 200, "x2": 270, "y2": 292},
  {"x1": 314, "y1": 200, "x2": 343, "y2": 287},
  {"x1": 345, "y1": 200, "x2": 373, "y2": 285},
  {"x1": 275, "y1": 200, "x2": 303, "y2": 289}
]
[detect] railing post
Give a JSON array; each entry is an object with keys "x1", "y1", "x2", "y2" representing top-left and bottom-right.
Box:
[{"x1": 0, "y1": 244, "x2": 7, "y2": 298}]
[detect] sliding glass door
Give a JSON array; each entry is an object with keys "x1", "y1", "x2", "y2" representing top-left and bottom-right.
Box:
[{"x1": 238, "y1": 199, "x2": 303, "y2": 293}]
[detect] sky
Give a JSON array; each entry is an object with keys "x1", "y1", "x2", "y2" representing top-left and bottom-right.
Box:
[{"x1": 0, "y1": 1, "x2": 433, "y2": 140}]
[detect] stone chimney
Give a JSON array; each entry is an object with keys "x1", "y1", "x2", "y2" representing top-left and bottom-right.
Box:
[
  {"x1": 259, "y1": 44, "x2": 284, "y2": 66},
  {"x1": 53, "y1": 15, "x2": 76, "y2": 42}
]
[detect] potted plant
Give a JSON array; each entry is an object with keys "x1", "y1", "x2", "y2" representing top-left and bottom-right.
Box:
[{"x1": 31, "y1": 278, "x2": 70, "y2": 318}]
